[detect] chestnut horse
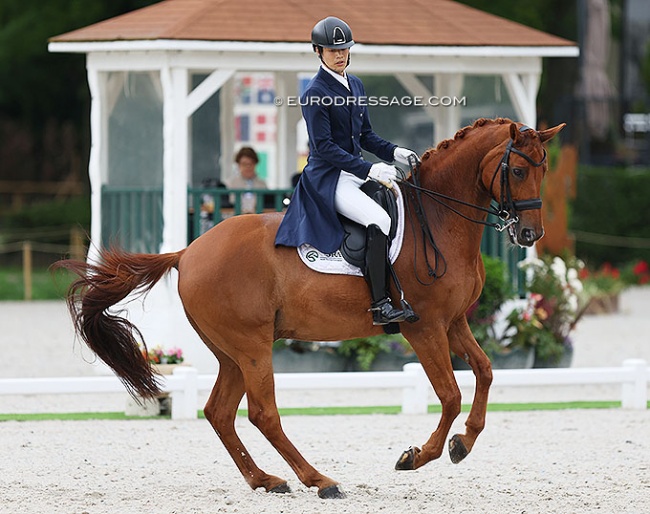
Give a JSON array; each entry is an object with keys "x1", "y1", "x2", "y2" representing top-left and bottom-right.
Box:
[{"x1": 56, "y1": 118, "x2": 563, "y2": 499}]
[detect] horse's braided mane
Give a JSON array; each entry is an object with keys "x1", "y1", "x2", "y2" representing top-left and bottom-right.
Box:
[{"x1": 420, "y1": 117, "x2": 514, "y2": 164}]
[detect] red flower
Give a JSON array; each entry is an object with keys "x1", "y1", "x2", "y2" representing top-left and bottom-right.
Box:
[{"x1": 633, "y1": 260, "x2": 649, "y2": 275}]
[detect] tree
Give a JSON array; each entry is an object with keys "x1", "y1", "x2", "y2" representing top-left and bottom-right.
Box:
[{"x1": 0, "y1": 0, "x2": 158, "y2": 183}]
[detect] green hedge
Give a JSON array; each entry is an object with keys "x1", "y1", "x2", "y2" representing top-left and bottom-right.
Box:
[
  {"x1": 570, "y1": 166, "x2": 650, "y2": 267},
  {"x1": 0, "y1": 196, "x2": 90, "y2": 231}
]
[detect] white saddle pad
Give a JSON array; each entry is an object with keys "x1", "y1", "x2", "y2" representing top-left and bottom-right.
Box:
[{"x1": 298, "y1": 184, "x2": 405, "y2": 276}]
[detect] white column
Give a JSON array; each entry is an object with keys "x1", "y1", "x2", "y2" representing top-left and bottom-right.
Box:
[
  {"x1": 434, "y1": 73, "x2": 465, "y2": 141},
  {"x1": 85, "y1": 62, "x2": 104, "y2": 264},
  {"x1": 275, "y1": 71, "x2": 301, "y2": 187},
  {"x1": 160, "y1": 65, "x2": 189, "y2": 252},
  {"x1": 220, "y1": 78, "x2": 236, "y2": 183}
]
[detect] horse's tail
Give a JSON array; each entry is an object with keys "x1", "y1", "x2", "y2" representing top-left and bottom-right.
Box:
[{"x1": 53, "y1": 247, "x2": 183, "y2": 399}]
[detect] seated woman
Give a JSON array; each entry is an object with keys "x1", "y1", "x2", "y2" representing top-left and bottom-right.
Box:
[{"x1": 226, "y1": 146, "x2": 268, "y2": 214}]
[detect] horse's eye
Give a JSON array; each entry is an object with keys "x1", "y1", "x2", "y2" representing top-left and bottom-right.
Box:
[{"x1": 512, "y1": 167, "x2": 525, "y2": 178}]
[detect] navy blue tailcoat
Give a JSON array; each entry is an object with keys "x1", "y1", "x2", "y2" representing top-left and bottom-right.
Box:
[{"x1": 274, "y1": 67, "x2": 397, "y2": 254}]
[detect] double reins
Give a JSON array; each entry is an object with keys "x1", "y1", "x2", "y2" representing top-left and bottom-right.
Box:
[{"x1": 396, "y1": 127, "x2": 547, "y2": 285}]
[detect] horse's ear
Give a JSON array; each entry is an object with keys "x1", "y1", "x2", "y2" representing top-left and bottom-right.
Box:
[
  {"x1": 509, "y1": 123, "x2": 525, "y2": 145},
  {"x1": 538, "y1": 123, "x2": 566, "y2": 143}
]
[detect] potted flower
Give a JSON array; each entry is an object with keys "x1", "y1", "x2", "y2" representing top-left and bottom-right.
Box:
[
  {"x1": 142, "y1": 345, "x2": 186, "y2": 375},
  {"x1": 500, "y1": 255, "x2": 588, "y2": 367},
  {"x1": 621, "y1": 259, "x2": 650, "y2": 286},
  {"x1": 127, "y1": 345, "x2": 186, "y2": 417},
  {"x1": 580, "y1": 262, "x2": 626, "y2": 314}
]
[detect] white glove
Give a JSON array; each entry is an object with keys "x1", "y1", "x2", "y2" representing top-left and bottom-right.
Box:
[
  {"x1": 368, "y1": 162, "x2": 399, "y2": 188},
  {"x1": 393, "y1": 147, "x2": 419, "y2": 166}
]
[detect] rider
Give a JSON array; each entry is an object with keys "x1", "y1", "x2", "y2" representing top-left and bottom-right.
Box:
[{"x1": 274, "y1": 16, "x2": 419, "y2": 325}]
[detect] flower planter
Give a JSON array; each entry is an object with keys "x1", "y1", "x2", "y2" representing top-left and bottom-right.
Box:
[
  {"x1": 347, "y1": 352, "x2": 419, "y2": 372},
  {"x1": 490, "y1": 347, "x2": 535, "y2": 369},
  {"x1": 153, "y1": 363, "x2": 187, "y2": 375},
  {"x1": 533, "y1": 346, "x2": 574, "y2": 368},
  {"x1": 272, "y1": 348, "x2": 348, "y2": 373},
  {"x1": 125, "y1": 363, "x2": 188, "y2": 417},
  {"x1": 125, "y1": 397, "x2": 161, "y2": 417},
  {"x1": 584, "y1": 293, "x2": 620, "y2": 315},
  {"x1": 368, "y1": 352, "x2": 419, "y2": 371},
  {"x1": 452, "y1": 347, "x2": 535, "y2": 370}
]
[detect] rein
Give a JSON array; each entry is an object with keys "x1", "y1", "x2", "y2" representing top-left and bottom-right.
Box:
[{"x1": 398, "y1": 130, "x2": 546, "y2": 285}]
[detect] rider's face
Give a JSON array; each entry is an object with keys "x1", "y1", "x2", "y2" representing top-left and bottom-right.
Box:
[{"x1": 321, "y1": 47, "x2": 349, "y2": 75}]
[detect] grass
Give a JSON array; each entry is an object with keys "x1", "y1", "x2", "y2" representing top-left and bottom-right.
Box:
[
  {"x1": 0, "y1": 267, "x2": 75, "y2": 301},
  {"x1": 0, "y1": 401, "x2": 631, "y2": 422}
]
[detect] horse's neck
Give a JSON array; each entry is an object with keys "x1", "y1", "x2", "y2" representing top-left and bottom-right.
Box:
[{"x1": 418, "y1": 127, "x2": 506, "y2": 250}]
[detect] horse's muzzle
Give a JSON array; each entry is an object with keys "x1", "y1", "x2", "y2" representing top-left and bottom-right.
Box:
[{"x1": 515, "y1": 226, "x2": 544, "y2": 247}]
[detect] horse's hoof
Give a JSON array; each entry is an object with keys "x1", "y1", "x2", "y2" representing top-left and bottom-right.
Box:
[
  {"x1": 318, "y1": 484, "x2": 346, "y2": 499},
  {"x1": 449, "y1": 434, "x2": 469, "y2": 464},
  {"x1": 395, "y1": 446, "x2": 419, "y2": 470},
  {"x1": 268, "y1": 482, "x2": 291, "y2": 494}
]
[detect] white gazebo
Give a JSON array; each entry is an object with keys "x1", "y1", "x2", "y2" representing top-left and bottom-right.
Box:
[{"x1": 49, "y1": 0, "x2": 578, "y2": 372}]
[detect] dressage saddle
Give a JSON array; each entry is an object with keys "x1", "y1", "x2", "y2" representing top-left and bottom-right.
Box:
[{"x1": 338, "y1": 181, "x2": 399, "y2": 269}]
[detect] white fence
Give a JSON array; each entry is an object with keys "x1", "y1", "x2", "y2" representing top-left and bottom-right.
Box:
[{"x1": 0, "y1": 360, "x2": 647, "y2": 420}]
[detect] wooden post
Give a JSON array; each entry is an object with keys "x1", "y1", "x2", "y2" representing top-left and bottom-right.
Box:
[
  {"x1": 70, "y1": 226, "x2": 85, "y2": 261},
  {"x1": 22, "y1": 241, "x2": 32, "y2": 301}
]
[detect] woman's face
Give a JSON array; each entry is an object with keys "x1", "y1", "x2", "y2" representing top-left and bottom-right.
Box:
[
  {"x1": 238, "y1": 156, "x2": 257, "y2": 179},
  {"x1": 321, "y1": 47, "x2": 349, "y2": 76}
]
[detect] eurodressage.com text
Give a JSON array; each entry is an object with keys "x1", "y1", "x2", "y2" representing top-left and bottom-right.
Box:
[{"x1": 274, "y1": 95, "x2": 467, "y2": 107}]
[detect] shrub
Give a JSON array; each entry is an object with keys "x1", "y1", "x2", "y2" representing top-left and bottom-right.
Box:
[{"x1": 571, "y1": 166, "x2": 650, "y2": 267}]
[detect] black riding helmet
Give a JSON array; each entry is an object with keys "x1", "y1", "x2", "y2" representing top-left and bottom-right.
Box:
[{"x1": 311, "y1": 16, "x2": 355, "y2": 51}]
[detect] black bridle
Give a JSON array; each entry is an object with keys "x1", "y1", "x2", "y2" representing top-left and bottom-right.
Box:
[
  {"x1": 397, "y1": 128, "x2": 547, "y2": 285},
  {"x1": 488, "y1": 136, "x2": 547, "y2": 230}
]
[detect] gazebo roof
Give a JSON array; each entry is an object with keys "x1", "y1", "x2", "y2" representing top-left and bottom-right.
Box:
[{"x1": 51, "y1": 0, "x2": 575, "y2": 49}]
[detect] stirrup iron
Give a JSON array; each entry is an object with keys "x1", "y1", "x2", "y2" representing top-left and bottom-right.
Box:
[{"x1": 370, "y1": 298, "x2": 406, "y2": 325}]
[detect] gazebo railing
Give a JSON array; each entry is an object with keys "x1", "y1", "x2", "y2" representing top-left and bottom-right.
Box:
[
  {"x1": 187, "y1": 187, "x2": 293, "y2": 242},
  {"x1": 100, "y1": 186, "x2": 525, "y2": 293},
  {"x1": 101, "y1": 185, "x2": 163, "y2": 254}
]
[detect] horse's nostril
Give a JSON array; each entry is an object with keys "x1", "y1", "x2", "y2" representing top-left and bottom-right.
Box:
[{"x1": 522, "y1": 228, "x2": 535, "y2": 242}]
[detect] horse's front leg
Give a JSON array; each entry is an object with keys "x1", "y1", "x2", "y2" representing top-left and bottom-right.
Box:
[
  {"x1": 446, "y1": 316, "x2": 493, "y2": 463},
  {"x1": 395, "y1": 324, "x2": 462, "y2": 470}
]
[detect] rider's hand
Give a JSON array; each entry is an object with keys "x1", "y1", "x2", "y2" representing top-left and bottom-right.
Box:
[
  {"x1": 393, "y1": 147, "x2": 420, "y2": 167},
  {"x1": 368, "y1": 162, "x2": 399, "y2": 188}
]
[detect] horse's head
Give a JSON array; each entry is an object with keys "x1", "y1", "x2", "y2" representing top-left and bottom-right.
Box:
[{"x1": 480, "y1": 122, "x2": 565, "y2": 247}]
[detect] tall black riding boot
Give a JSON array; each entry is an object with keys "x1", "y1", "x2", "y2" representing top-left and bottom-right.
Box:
[{"x1": 364, "y1": 224, "x2": 406, "y2": 325}]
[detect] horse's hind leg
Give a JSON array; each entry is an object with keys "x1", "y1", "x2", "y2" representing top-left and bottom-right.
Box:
[
  {"x1": 447, "y1": 316, "x2": 493, "y2": 463},
  {"x1": 203, "y1": 347, "x2": 291, "y2": 493},
  {"x1": 238, "y1": 348, "x2": 346, "y2": 499}
]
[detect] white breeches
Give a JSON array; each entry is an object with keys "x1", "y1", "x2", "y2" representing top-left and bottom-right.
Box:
[{"x1": 334, "y1": 171, "x2": 391, "y2": 236}]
